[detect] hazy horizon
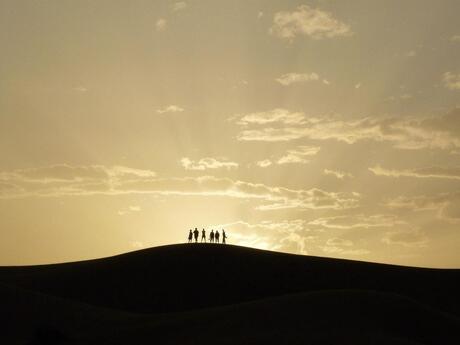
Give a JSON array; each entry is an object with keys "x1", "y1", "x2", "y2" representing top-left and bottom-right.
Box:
[{"x1": 1, "y1": 0, "x2": 459, "y2": 267}]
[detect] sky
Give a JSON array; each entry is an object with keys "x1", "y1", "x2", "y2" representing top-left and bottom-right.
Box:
[{"x1": 0, "y1": 0, "x2": 459, "y2": 267}]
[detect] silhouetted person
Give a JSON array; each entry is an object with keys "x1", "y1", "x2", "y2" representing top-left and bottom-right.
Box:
[
  {"x1": 193, "y1": 227, "x2": 199, "y2": 243},
  {"x1": 188, "y1": 230, "x2": 193, "y2": 243},
  {"x1": 209, "y1": 230, "x2": 215, "y2": 243},
  {"x1": 222, "y1": 229, "x2": 227, "y2": 244},
  {"x1": 201, "y1": 229, "x2": 206, "y2": 242},
  {"x1": 215, "y1": 230, "x2": 220, "y2": 243}
]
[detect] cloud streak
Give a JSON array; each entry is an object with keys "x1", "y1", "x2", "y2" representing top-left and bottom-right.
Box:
[
  {"x1": 308, "y1": 214, "x2": 405, "y2": 230},
  {"x1": 232, "y1": 108, "x2": 460, "y2": 150},
  {"x1": 324, "y1": 169, "x2": 353, "y2": 179},
  {"x1": 382, "y1": 229, "x2": 428, "y2": 247},
  {"x1": 180, "y1": 157, "x2": 238, "y2": 170},
  {"x1": 276, "y1": 72, "x2": 319, "y2": 86},
  {"x1": 157, "y1": 105, "x2": 184, "y2": 114},
  {"x1": 385, "y1": 192, "x2": 460, "y2": 223},
  {"x1": 235, "y1": 108, "x2": 307, "y2": 126},
  {"x1": 370, "y1": 165, "x2": 460, "y2": 180},
  {"x1": 320, "y1": 237, "x2": 369, "y2": 256},
  {"x1": 0, "y1": 164, "x2": 360, "y2": 211},
  {"x1": 277, "y1": 146, "x2": 320, "y2": 164}
]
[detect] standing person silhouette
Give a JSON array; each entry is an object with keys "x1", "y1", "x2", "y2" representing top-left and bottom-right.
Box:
[
  {"x1": 210, "y1": 230, "x2": 215, "y2": 243},
  {"x1": 188, "y1": 230, "x2": 193, "y2": 243},
  {"x1": 222, "y1": 229, "x2": 227, "y2": 244},
  {"x1": 201, "y1": 228, "x2": 206, "y2": 242},
  {"x1": 215, "y1": 230, "x2": 220, "y2": 243},
  {"x1": 193, "y1": 227, "x2": 199, "y2": 243}
]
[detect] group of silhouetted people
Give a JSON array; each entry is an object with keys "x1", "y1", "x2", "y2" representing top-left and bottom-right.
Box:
[{"x1": 188, "y1": 228, "x2": 227, "y2": 244}]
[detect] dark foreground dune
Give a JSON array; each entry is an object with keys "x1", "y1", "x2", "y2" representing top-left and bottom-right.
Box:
[{"x1": 0, "y1": 244, "x2": 459, "y2": 344}]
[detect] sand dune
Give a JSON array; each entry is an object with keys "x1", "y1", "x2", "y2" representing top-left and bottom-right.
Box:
[{"x1": 1, "y1": 244, "x2": 459, "y2": 344}]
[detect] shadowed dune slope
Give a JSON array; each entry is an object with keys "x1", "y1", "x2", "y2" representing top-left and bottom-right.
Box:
[
  {"x1": 0, "y1": 244, "x2": 459, "y2": 316},
  {"x1": 1, "y1": 283, "x2": 460, "y2": 345}
]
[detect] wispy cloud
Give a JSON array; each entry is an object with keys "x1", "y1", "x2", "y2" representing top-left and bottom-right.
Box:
[
  {"x1": 324, "y1": 169, "x2": 353, "y2": 179},
  {"x1": 256, "y1": 159, "x2": 273, "y2": 168},
  {"x1": 233, "y1": 108, "x2": 460, "y2": 150},
  {"x1": 277, "y1": 146, "x2": 320, "y2": 164},
  {"x1": 385, "y1": 192, "x2": 460, "y2": 223},
  {"x1": 157, "y1": 105, "x2": 184, "y2": 114},
  {"x1": 0, "y1": 165, "x2": 360, "y2": 211},
  {"x1": 309, "y1": 214, "x2": 404, "y2": 230},
  {"x1": 118, "y1": 205, "x2": 142, "y2": 216},
  {"x1": 275, "y1": 72, "x2": 319, "y2": 86},
  {"x1": 180, "y1": 157, "x2": 238, "y2": 171},
  {"x1": 404, "y1": 50, "x2": 417, "y2": 58},
  {"x1": 156, "y1": 18, "x2": 167, "y2": 31},
  {"x1": 172, "y1": 2, "x2": 187, "y2": 12},
  {"x1": 382, "y1": 229, "x2": 427, "y2": 247},
  {"x1": 214, "y1": 220, "x2": 313, "y2": 254},
  {"x1": 443, "y1": 72, "x2": 460, "y2": 90},
  {"x1": 73, "y1": 86, "x2": 88, "y2": 92},
  {"x1": 320, "y1": 237, "x2": 369, "y2": 256},
  {"x1": 450, "y1": 35, "x2": 460, "y2": 42},
  {"x1": 255, "y1": 146, "x2": 320, "y2": 167},
  {"x1": 270, "y1": 5, "x2": 352, "y2": 40},
  {"x1": 235, "y1": 108, "x2": 307, "y2": 126},
  {"x1": 129, "y1": 241, "x2": 145, "y2": 249},
  {"x1": 369, "y1": 165, "x2": 460, "y2": 180}
]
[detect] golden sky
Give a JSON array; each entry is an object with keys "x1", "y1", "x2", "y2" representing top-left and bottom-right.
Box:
[{"x1": 1, "y1": 0, "x2": 459, "y2": 267}]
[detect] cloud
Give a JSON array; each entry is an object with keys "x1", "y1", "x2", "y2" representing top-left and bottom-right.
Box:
[
  {"x1": 233, "y1": 108, "x2": 460, "y2": 150},
  {"x1": 256, "y1": 160, "x2": 273, "y2": 168},
  {"x1": 443, "y1": 72, "x2": 460, "y2": 90},
  {"x1": 326, "y1": 237, "x2": 353, "y2": 247},
  {"x1": 172, "y1": 2, "x2": 187, "y2": 12},
  {"x1": 157, "y1": 105, "x2": 184, "y2": 114},
  {"x1": 277, "y1": 146, "x2": 320, "y2": 164},
  {"x1": 320, "y1": 237, "x2": 369, "y2": 256},
  {"x1": 324, "y1": 169, "x2": 353, "y2": 179},
  {"x1": 450, "y1": 35, "x2": 460, "y2": 42},
  {"x1": 118, "y1": 205, "x2": 142, "y2": 216},
  {"x1": 382, "y1": 229, "x2": 427, "y2": 247},
  {"x1": 386, "y1": 94, "x2": 413, "y2": 102},
  {"x1": 214, "y1": 220, "x2": 314, "y2": 254},
  {"x1": 0, "y1": 164, "x2": 155, "y2": 183},
  {"x1": 180, "y1": 157, "x2": 239, "y2": 170},
  {"x1": 0, "y1": 165, "x2": 360, "y2": 211},
  {"x1": 400, "y1": 93, "x2": 412, "y2": 100},
  {"x1": 369, "y1": 165, "x2": 460, "y2": 180},
  {"x1": 385, "y1": 192, "x2": 460, "y2": 223},
  {"x1": 257, "y1": 11, "x2": 264, "y2": 19},
  {"x1": 275, "y1": 72, "x2": 319, "y2": 86},
  {"x1": 255, "y1": 146, "x2": 320, "y2": 167},
  {"x1": 270, "y1": 5, "x2": 352, "y2": 40},
  {"x1": 129, "y1": 241, "x2": 145, "y2": 249},
  {"x1": 308, "y1": 214, "x2": 404, "y2": 230},
  {"x1": 73, "y1": 86, "x2": 87, "y2": 92},
  {"x1": 235, "y1": 108, "x2": 307, "y2": 126},
  {"x1": 237, "y1": 128, "x2": 303, "y2": 142},
  {"x1": 156, "y1": 18, "x2": 167, "y2": 31},
  {"x1": 355, "y1": 83, "x2": 361, "y2": 89},
  {"x1": 404, "y1": 50, "x2": 417, "y2": 58}
]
